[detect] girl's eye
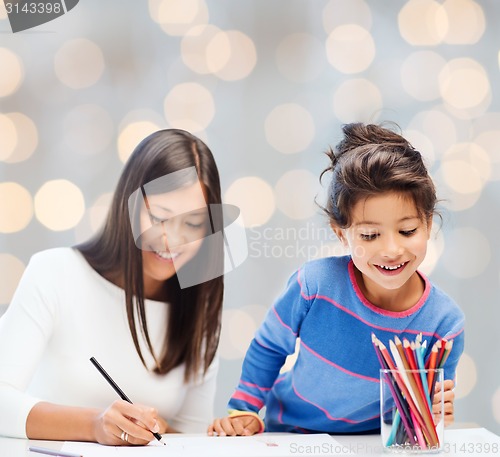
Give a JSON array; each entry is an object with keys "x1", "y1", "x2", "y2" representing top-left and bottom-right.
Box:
[
  {"x1": 400, "y1": 228, "x2": 417, "y2": 236},
  {"x1": 360, "y1": 233, "x2": 378, "y2": 241}
]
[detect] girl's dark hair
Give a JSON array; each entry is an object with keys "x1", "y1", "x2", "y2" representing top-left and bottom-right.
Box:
[
  {"x1": 76, "y1": 129, "x2": 223, "y2": 381},
  {"x1": 320, "y1": 122, "x2": 437, "y2": 228}
]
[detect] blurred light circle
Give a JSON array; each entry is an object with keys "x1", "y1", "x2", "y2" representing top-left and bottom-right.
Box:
[
  {"x1": 275, "y1": 170, "x2": 319, "y2": 220},
  {"x1": 3, "y1": 113, "x2": 38, "y2": 164},
  {"x1": 407, "y1": 110, "x2": 457, "y2": 162},
  {"x1": 455, "y1": 352, "x2": 477, "y2": 399},
  {"x1": 224, "y1": 177, "x2": 275, "y2": 227},
  {"x1": 276, "y1": 33, "x2": 324, "y2": 83},
  {"x1": 280, "y1": 338, "x2": 301, "y2": 374},
  {"x1": 475, "y1": 130, "x2": 500, "y2": 181},
  {"x1": 310, "y1": 241, "x2": 350, "y2": 261},
  {"x1": 149, "y1": 0, "x2": 209, "y2": 36},
  {"x1": 325, "y1": 25, "x2": 375, "y2": 74},
  {"x1": 402, "y1": 129, "x2": 435, "y2": 168},
  {"x1": 441, "y1": 227, "x2": 490, "y2": 279},
  {"x1": 440, "y1": 142, "x2": 490, "y2": 194},
  {"x1": 418, "y1": 229, "x2": 444, "y2": 275},
  {"x1": 207, "y1": 30, "x2": 257, "y2": 81},
  {"x1": 0, "y1": 48, "x2": 23, "y2": 97},
  {"x1": 63, "y1": 104, "x2": 114, "y2": 156},
  {"x1": 333, "y1": 78, "x2": 383, "y2": 123},
  {"x1": 35, "y1": 180, "x2": 85, "y2": 231},
  {"x1": 54, "y1": 39, "x2": 105, "y2": 89},
  {"x1": 443, "y1": 0, "x2": 485, "y2": 44},
  {"x1": 439, "y1": 58, "x2": 490, "y2": 111},
  {"x1": 181, "y1": 24, "x2": 222, "y2": 74},
  {"x1": 322, "y1": 0, "x2": 372, "y2": 33},
  {"x1": 89, "y1": 193, "x2": 113, "y2": 233},
  {"x1": 164, "y1": 83, "x2": 215, "y2": 132},
  {"x1": 218, "y1": 309, "x2": 258, "y2": 360},
  {"x1": 118, "y1": 121, "x2": 162, "y2": 164},
  {"x1": 401, "y1": 51, "x2": 446, "y2": 101},
  {"x1": 74, "y1": 192, "x2": 113, "y2": 244},
  {"x1": 264, "y1": 104, "x2": 315, "y2": 154},
  {"x1": 0, "y1": 182, "x2": 33, "y2": 233},
  {"x1": 493, "y1": 387, "x2": 500, "y2": 425},
  {"x1": 0, "y1": 254, "x2": 25, "y2": 305},
  {"x1": 398, "y1": 0, "x2": 448, "y2": 45},
  {"x1": 0, "y1": 114, "x2": 18, "y2": 161}
]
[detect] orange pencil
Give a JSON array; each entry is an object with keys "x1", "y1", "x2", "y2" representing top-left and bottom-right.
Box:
[{"x1": 426, "y1": 343, "x2": 439, "y2": 386}]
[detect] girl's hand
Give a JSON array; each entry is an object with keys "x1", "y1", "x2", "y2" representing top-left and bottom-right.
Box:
[
  {"x1": 432, "y1": 379, "x2": 455, "y2": 427},
  {"x1": 208, "y1": 415, "x2": 262, "y2": 437},
  {"x1": 92, "y1": 400, "x2": 162, "y2": 445}
]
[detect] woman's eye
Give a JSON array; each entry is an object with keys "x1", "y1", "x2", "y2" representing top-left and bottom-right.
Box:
[
  {"x1": 150, "y1": 215, "x2": 165, "y2": 224},
  {"x1": 400, "y1": 228, "x2": 417, "y2": 236},
  {"x1": 360, "y1": 233, "x2": 378, "y2": 241},
  {"x1": 186, "y1": 221, "x2": 205, "y2": 229}
]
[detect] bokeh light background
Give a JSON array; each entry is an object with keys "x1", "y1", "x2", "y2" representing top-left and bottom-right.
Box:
[{"x1": 1, "y1": 0, "x2": 499, "y2": 433}]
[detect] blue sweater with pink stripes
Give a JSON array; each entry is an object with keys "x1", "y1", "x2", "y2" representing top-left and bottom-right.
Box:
[{"x1": 228, "y1": 255, "x2": 465, "y2": 433}]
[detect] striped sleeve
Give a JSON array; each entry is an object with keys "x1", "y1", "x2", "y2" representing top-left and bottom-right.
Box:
[{"x1": 228, "y1": 268, "x2": 312, "y2": 413}]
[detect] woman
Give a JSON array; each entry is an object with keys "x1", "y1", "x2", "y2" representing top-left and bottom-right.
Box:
[{"x1": 0, "y1": 129, "x2": 224, "y2": 445}]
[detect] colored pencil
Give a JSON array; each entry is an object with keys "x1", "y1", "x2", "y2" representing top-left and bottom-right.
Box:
[{"x1": 372, "y1": 333, "x2": 454, "y2": 450}]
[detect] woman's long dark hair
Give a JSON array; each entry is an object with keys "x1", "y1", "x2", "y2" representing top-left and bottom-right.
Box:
[{"x1": 76, "y1": 129, "x2": 223, "y2": 381}]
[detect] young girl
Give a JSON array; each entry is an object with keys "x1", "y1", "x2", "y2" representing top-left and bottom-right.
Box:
[
  {"x1": 209, "y1": 122, "x2": 464, "y2": 436},
  {"x1": 0, "y1": 129, "x2": 224, "y2": 445}
]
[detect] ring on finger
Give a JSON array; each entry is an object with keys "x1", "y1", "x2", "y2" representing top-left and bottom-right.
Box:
[{"x1": 120, "y1": 431, "x2": 129, "y2": 442}]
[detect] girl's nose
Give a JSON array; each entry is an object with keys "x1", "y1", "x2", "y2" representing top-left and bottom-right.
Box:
[{"x1": 381, "y1": 235, "x2": 404, "y2": 258}]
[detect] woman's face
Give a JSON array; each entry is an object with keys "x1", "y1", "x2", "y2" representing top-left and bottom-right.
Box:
[{"x1": 139, "y1": 182, "x2": 209, "y2": 297}]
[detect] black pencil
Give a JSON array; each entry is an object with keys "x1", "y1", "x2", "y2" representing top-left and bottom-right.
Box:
[{"x1": 89, "y1": 357, "x2": 165, "y2": 444}]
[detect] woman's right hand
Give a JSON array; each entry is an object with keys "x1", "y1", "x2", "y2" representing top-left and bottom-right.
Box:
[
  {"x1": 207, "y1": 415, "x2": 262, "y2": 437},
  {"x1": 92, "y1": 400, "x2": 162, "y2": 445}
]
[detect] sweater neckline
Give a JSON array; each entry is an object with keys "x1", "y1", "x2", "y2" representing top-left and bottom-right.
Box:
[
  {"x1": 347, "y1": 259, "x2": 430, "y2": 318},
  {"x1": 71, "y1": 248, "x2": 167, "y2": 305}
]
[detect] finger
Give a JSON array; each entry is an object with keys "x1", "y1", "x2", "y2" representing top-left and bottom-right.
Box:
[
  {"x1": 219, "y1": 417, "x2": 238, "y2": 436},
  {"x1": 230, "y1": 418, "x2": 247, "y2": 436},
  {"x1": 119, "y1": 403, "x2": 161, "y2": 434},
  {"x1": 209, "y1": 418, "x2": 228, "y2": 437},
  {"x1": 241, "y1": 417, "x2": 262, "y2": 436}
]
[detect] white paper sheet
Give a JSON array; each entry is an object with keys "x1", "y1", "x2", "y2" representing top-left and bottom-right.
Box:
[{"x1": 62, "y1": 433, "x2": 353, "y2": 457}]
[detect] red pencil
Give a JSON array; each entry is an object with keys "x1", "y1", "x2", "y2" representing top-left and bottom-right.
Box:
[{"x1": 436, "y1": 339, "x2": 447, "y2": 367}]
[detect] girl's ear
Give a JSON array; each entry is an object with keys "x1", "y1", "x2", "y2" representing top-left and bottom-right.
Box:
[{"x1": 330, "y1": 222, "x2": 348, "y2": 246}]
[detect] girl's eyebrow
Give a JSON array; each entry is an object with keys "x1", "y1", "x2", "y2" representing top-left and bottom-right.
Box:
[{"x1": 353, "y1": 216, "x2": 420, "y2": 227}]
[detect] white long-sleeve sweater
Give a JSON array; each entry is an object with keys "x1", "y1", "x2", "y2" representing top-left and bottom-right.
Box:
[{"x1": 0, "y1": 247, "x2": 218, "y2": 438}]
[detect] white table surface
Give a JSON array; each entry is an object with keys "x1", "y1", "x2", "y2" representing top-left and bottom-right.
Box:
[{"x1": 1, "y1": 428, "x2": 499, "y2": 457}]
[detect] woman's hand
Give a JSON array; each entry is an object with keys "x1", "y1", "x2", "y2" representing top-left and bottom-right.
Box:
[
  {"x1": 432, "y1": 379, "x2": 455, "y2": 427},
  {"x1": 208, "y1": 415, "x2": 262, "y2": 437},
  {"x1": 92, "y1": 400, "x2": 162, "y2": 445}
]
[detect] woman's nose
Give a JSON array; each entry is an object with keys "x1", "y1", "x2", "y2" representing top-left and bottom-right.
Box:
[{"x1": 161, "y1": 221, "x2": 186, "y2": 249}]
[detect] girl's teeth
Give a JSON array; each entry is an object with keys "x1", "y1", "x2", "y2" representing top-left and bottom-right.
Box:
[
  {"x1": 379, "y1": 263, "x2": 404, "y2": 270},
  {"x1": 155, "y1": 250, "x2": 179, "y2": 260}
]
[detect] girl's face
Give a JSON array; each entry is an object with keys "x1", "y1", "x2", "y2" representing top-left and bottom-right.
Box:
[
  {"x1": 140, "y1": 183, "x2": 209, "y2": 297},
  {"x1": 335, "y1": 192, "x2": 432, "y2": 305}
]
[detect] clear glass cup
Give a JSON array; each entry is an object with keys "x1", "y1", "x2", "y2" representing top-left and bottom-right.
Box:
[{"x1": 380, "y1": 368, "x2": 444, "y2": 453}]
